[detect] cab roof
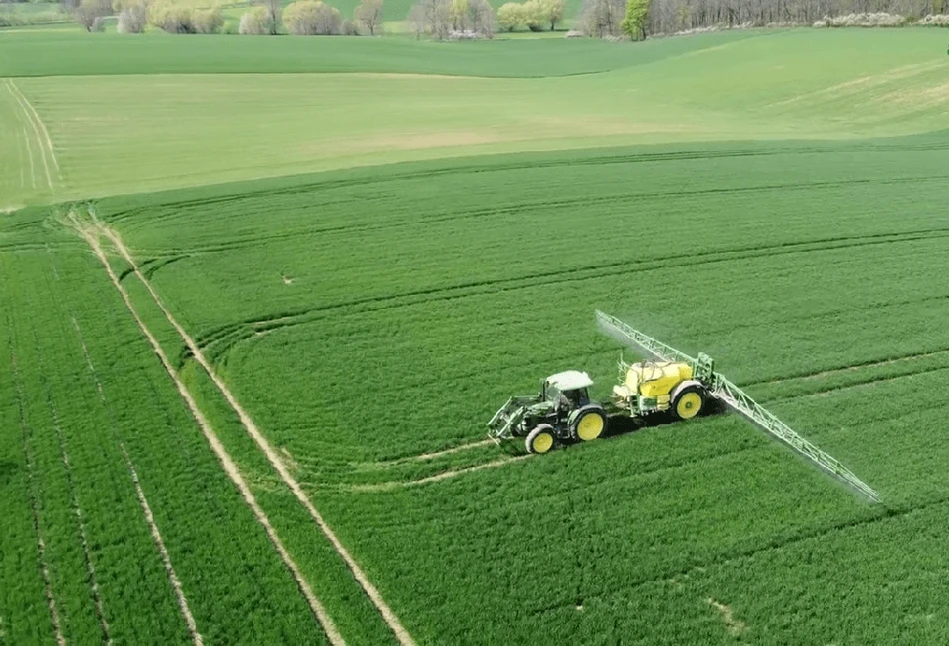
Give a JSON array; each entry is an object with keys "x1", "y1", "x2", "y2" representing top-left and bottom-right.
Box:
[{"x1": 545, "y1": 370, "x2": 594, "y2": 391}]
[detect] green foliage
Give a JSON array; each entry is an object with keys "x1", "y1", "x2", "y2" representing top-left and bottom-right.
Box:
[
  {"x1": 448, "y1": 0, "x2": 494, "y2": 34},
  {"x1": 620, "y1": 0, "x2": 647, "y2": 38},
  {"x1": 522, "y1": 0, "x2": 545, "y2": 28},
  {"x1": 283, "y1": 0, "x2": 342, "y2": 34},
  {"x1": 146, "y1": 0, "x2": 223, "y2": 33},
  {"x1": 539, "y1": 0, "x2": 565, "y2": 27},
  {"x1": 497, "y1": 0, "x2": 560, "y2": 30},
  {"x1": 451, "y1": 0, "x2": 469, "y2": 21},
  {"x1": 496, "y1": 0, "x2": 523, "y2": 29},
  {"x1": 192, "y1": 7, "x2": 224, "y2": 33}
]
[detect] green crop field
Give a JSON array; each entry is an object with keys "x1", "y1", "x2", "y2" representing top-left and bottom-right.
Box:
[{"x1": 2, "y1": 24, "x2": 949, "y2": 646}]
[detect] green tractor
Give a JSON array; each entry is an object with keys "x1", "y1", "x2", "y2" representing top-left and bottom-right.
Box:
[{"x1": 487, "y1": 370, "x2": 609, "y2": 454}]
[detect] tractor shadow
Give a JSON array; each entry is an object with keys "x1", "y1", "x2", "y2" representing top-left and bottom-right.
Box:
[{"x1": 601, "y1": 396, "x2": 729, "y2": 440}]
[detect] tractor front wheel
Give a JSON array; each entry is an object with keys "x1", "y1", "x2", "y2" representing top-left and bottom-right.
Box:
[
  {"x1": 572, "y1": 406, "x2": 608, "y2": 441},
  {"x1": 525, "y1": 425, "x2": 556, "y2": 454},
  {"x1": 673, "y1": 386, "x2": 705, "y2": 420}
]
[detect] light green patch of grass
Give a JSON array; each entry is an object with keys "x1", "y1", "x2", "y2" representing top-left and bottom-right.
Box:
[
  {"x1": 2, "y1": 28, "x2": 947, "y2": 209},
  {"x1": 0, "y1": 27, "x2": 752, "y2": 77},
  {"x1": 0, "y1": 1, "x2": 70, "y2": 27}
]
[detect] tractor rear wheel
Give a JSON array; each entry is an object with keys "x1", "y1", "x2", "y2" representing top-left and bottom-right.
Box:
[
  {"x1": 572, "y1": 406, "x2": 607, "y2": 441},
  {"x1": 672, "y1": 386, "x2": 704, "y2": 420},
  {"x1": 526, "y1": 425, "x2": 556, "y2": 454}
]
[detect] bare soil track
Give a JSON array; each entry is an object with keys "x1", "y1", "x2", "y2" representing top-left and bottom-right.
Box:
[
  {"x1": 351, "y1": 454, "x2": 533, "y2": 493},
  {"x1": 83, "y1": 210, "x2": 416, "y2": 646},
  {"x1": 706, "y1": 597, "x2": 746, "y2": 636},
  {"x1": 370, "y1": 438, "x2": 497, "y2": 468},
  {"x1": 121, "y1": 445, "x2": 204, "y2": 646},
  {"x1": 4, "y1": 79, "x2": 59, "y2": 192},
  {"x1": 69, "y1": 212, "x2": 345, "y2": 646},
  {"x1": 71, "y1": 293, "x2": 204, "y2": 646}
]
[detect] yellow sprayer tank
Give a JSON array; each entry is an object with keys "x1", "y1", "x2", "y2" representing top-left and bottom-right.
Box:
[{"x1": 625, "y1": 361, "x2": 694, "y2": 397}]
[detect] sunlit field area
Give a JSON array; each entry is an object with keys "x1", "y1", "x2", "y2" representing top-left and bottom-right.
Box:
[{"x1": 2, "y1": 22, "x2": 949, "y2": 646}]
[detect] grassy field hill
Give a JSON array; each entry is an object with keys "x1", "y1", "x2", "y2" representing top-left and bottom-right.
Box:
[
  {"x1": 2, "y1": 25, "x2": 949, "y2": 646},
  {"x1": 2, "y1": 28, "x2": 947, "y2": 211}
]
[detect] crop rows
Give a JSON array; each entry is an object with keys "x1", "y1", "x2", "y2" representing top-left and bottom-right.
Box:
[
  {"x1": 0, "y1": 213, "x2": 343, "y2": 643},
  {"x1": 61, "y1": 134, "x2": 944, "y2": 643},
  {"x1": 4, "y1": 131, "x2": 949, "y2": 642},
  {"x1": 70, "y1": 207, "x2": 408, "y2": 645},
  {"x1": 101, "y1": 215, "x2": 949, "y2": 466},
  {"x1": 4, "y1": 26, "x2": 948, "y2": 645}
]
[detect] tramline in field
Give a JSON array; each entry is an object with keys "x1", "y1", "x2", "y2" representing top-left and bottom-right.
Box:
[{"x1": 488, "y1": 310, "x2": 880, "y2": 503}]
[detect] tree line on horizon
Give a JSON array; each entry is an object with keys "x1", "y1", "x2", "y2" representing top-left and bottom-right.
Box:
[{"x1": 53, "y1": 0, "x2": 949, "y2": 39}]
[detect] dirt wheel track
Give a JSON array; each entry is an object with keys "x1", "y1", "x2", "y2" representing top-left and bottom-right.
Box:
[
  {"x1": 70, "y1": 214, "x2": 345, "y2": 646},
  {"x1": 351, "y1": 454, "x2": 533, "y2": 493},
  {"x1": 83, "y1": 209, "x2": 415, "y2": 646},
  {"x1": 121, "y1": 444, "x2": 204, "y2": 646}
]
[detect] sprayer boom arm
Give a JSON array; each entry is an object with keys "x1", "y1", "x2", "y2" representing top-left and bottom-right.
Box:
[{"x1": 594, "y1": 310, "x2": 880, "y2": 503}]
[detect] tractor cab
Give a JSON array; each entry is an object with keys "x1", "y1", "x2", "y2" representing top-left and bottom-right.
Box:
[{"x1": 542, "y1": 370, "x2": 594, "y2": 413}]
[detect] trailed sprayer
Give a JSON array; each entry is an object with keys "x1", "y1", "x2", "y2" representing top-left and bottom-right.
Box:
[{"x1": 487, "y1": 310, "x2": 880, "y2": 503}]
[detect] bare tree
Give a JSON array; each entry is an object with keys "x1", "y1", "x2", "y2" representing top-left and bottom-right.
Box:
[
  {"x1": 75, "y1": 0, "x2": 112, "y2": 30},
  {"x1": 354, "y1": 0, "x2": 382, "y2": 33},
  {"x1": 409, "y1": 0, "x2": 451, "y2": 37},
  {"x1": 239, "y1": 5, "x2": 273, "y2": 33},
  {"x1": 116, "y1": 0, "x2": 146, "y2": 31},
  {"x1": 260, "y1": 0, "x2": 281, "y2": 34},
  {"x1": 468, "y1": 0, "x2": 495, "y2": 34},
  {"x1": 580, "y1": 0, "x2": 625, "y2": 35},
  {"x1": 408, "y1": 1, "x2": 427, "y2": 36}
]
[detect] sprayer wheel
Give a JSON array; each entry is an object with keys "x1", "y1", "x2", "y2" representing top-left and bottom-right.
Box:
[{"x1": 673, "y1": 387, "x2": 704, "y2": 420}]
